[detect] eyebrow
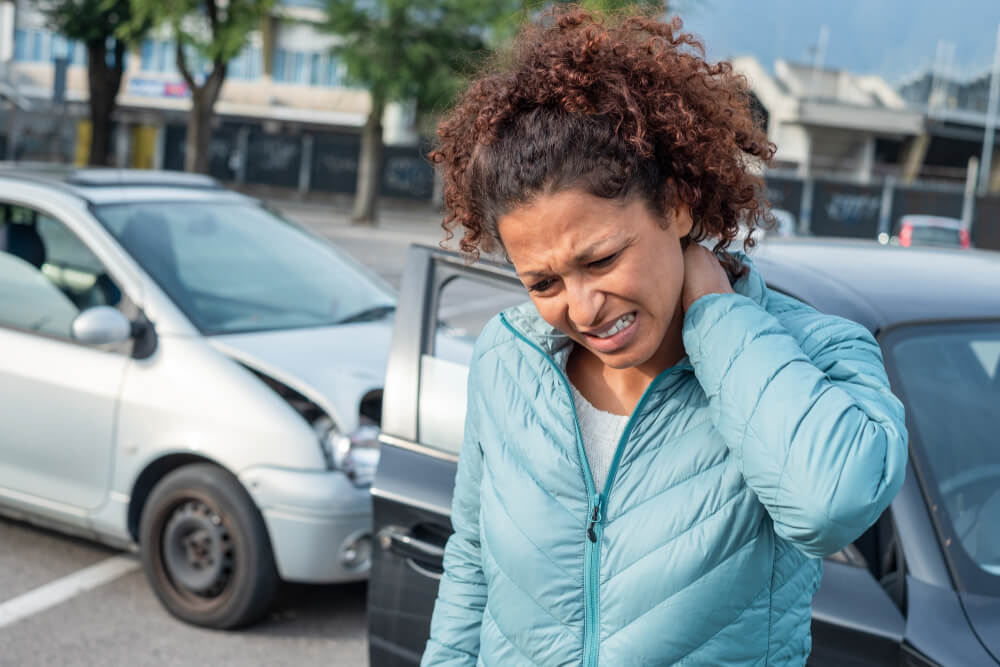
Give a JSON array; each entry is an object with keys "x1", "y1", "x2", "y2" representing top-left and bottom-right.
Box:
[{"x1": 517, "y1": 236, "x2": 628, "y2": 279}]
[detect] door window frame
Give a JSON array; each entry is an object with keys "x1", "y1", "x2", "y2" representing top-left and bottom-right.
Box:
[
  {"x1": 0, "y1": 198, "x2": 137, "y2": 353},
  {"x1": 380, "y1": 245, "x2": 522, "y2": 459}
]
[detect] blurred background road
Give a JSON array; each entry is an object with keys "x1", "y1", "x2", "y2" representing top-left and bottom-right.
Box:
[
  {"x1": 273, "y1": 200, "x2": 445, "y2": 289},
  {"x1": 0, "y1": 517, "x2": 367, "y2": 667}
]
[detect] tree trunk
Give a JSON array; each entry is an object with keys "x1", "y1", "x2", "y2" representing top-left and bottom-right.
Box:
[
  {"x1": 85, "y1": 40, "x2": 124, "y2": 166},
  {"x1": 185, "y1": 90, "x2": 213, "y2": 173},
  {"x1": 183, "y1": 63, "x2": 226, "y2": 174},
  {"x1": 352, "y1": 97, "x2": 384, "y2": 225}
]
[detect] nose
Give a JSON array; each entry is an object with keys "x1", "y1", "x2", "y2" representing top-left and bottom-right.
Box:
[{"x1": 566, "y1": 278, "x2": 605, "y2": 330}]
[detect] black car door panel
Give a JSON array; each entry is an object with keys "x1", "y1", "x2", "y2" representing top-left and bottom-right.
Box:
[{"x1": 808, "y1": 560, "x2": 905, "y2": 666}]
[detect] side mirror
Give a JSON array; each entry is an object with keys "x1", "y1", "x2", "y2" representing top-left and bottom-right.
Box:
[{"x1": 71, "y1": 306, "x2": 133, "y2": 345}]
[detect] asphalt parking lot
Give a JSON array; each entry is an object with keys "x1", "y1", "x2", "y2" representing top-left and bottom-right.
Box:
[
  {"x1": 0, "y1": 516, "x2": 368, "y2": 667},
  {"x1": 0, "y1": 205, "x2": 447, "y2": 667}
]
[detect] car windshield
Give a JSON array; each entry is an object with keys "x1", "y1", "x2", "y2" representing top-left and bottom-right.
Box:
[
  {"x1": 909, "y1": 225, "x2": 962, "y2": 246},
  {"x1": 886, "y1": 322, "x2": 1000, "y2": 592},
  {"x1": 93, "y1": 201, "x2": 395, "y2": 335}
]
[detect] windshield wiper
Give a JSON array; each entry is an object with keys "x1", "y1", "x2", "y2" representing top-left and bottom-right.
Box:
[{"x1": 336, "y1": 304, "x2": 396, "y2": 324}]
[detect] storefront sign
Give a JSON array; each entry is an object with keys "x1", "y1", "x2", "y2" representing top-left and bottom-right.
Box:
[{"x1": 127, "y1": 77, "x2": 190, "y2": 98}]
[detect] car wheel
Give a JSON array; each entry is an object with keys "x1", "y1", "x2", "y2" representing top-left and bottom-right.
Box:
[{"x1": 139, "y1": 463, "x2": 279, "y2": 629}]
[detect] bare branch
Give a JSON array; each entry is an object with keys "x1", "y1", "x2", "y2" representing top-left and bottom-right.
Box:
[
  {"x1": 175, "y1": 37, "x2": 198, "y2": 92},
  {"x1": 205, "y1": 0, "x2": 220, "y2": 35},
  {"x1": 207, "y1": 60, "x2": 228, "y2": 99}
]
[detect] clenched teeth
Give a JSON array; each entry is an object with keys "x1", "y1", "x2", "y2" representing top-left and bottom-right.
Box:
[{"x1": 593, "y1": 313, "x2": 635, "y2": 338}]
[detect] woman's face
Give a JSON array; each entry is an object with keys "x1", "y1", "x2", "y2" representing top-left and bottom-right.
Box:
[{"x1": 497, "y1": 189, "x2": 693, "y2": 372}]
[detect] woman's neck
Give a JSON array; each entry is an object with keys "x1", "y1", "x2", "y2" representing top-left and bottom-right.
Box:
[{"x1": 567, "y1": 306, "x2": 687, "y2": 416}]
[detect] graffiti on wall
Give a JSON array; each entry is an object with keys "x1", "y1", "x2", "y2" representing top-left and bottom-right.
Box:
[
  {"x1": 825, "y1": 192, "x2": 881, "y2": 225},
  {"x1": 381, "y1": 151, "x2": 433, "y2": 200},
  {"x1": 763, "y1": 178, "x2": 804, "y2": 219},
  {"x1": 810, "y1": 182, "x2": 883, "y2": 238}
]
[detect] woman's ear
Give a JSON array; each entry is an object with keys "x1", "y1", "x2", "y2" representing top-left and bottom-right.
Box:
[{"x1": 671, "y1": 205, "x2": 695, "y2": 238}]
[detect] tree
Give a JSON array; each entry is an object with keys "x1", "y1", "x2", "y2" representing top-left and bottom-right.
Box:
[
  {"x1": 576, "y1": 0, "x2": 668, "y2": 10},
  {"x1": 41, "y1": 0, "x2": 144, "y2": 166},
  {"x1": 127, "y1": 0, "x2": 275, "y2": 173},
  {"x1": 324, "y1": 0, "x2": 515, "y2": 225},
  {"x1": 324, "y1": 1, "x2": 678, "y2": 224}
]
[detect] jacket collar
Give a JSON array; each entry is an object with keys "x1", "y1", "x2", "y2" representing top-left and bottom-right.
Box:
[{"x1": 500, "y1": 251, "x2": 769, "y2": 357}]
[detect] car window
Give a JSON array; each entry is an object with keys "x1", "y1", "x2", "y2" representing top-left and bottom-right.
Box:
[
  {"x1": 885, "y1": 322, "x2": 1000, "y2": 594},
  {"x1": 417, "y1": 275, "x2": 526, "y2": 455},
  {"x1": 0, "y1": 204, "x2": 123, "y2": 339},
  {"x1": 909, "y1": 225, "x2": 961, "y2": 246},
  {"x1": 94, "y1": 201, "x2": 395, "y2": 335}
]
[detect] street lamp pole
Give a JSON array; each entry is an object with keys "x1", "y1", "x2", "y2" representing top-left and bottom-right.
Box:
[{"x1": 979, "y1": 23, "x2": 1000, "y2": 194}]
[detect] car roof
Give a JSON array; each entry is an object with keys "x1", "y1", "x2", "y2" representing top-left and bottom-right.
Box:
[
  {"x1": 897, "y1": 214, "x2": 963, "y2": 228},
  {"x1": 0, "y1": 164, "x2": 253, "y2": 205},
  {"x1": 753, "y1": 238, "x2": 1000, "y2": 334}
]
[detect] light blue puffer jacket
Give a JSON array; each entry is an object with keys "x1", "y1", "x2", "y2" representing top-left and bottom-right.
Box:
[{"x1": 423, "y1": 257, "x2": 908, "y2": 666}]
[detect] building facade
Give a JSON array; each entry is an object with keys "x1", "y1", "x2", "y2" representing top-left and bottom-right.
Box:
[
  {"x1": 733, "y1": 56, "x2": 926, "y2": 183},
  {"x1": 898, "y1": 69, "x2": 1000, "y2": 190},
  {"x1": 0, "y1": 0, "x2": 430, "y2": 198},
  {"x1": 734, "y1": 56, "x2": 1000, "y2": 191}
]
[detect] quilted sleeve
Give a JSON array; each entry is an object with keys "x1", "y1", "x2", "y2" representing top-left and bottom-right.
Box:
[
  {"x1": 682, "y1": 292, "x2": 908, "y2": 559},
  {"x1": 422, "y1": 353, "x2": 488, "y2": 665}
]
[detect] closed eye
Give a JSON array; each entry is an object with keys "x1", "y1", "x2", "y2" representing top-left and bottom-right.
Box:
[
  {"x1": 528, "y1": 278, "x2": 556, "y2": 293},
  {"x1": 588, "y1": 251, "x2": 620, "y2": 269}
]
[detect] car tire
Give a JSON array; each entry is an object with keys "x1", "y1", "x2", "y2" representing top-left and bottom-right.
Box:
[{"x1": 139, "y1": 463, "x2": 279, "y2": 629}]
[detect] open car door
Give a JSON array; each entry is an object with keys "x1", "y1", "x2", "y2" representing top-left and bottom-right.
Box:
[{"x1": 368, "y1": 246, "x2": 524, "y2": 666}]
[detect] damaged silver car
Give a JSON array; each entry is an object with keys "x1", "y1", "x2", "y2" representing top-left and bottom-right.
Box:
[{"x1": 0, "y1": 167, "x2": 391, "y2": 628}]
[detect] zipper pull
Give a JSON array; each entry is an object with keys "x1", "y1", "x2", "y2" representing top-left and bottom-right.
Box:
[{"x1": 587, "y1": 495, "x2": 603, "y2": 543}]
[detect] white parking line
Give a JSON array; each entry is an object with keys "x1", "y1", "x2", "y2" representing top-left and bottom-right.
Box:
[{"x1": 0, "y1": 556, "x2": 140, "y2": 629}]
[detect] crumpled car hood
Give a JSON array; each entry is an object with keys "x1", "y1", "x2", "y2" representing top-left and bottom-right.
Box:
[{"x1": 207, "y1": 319, "x2": 392, "y2": 432}]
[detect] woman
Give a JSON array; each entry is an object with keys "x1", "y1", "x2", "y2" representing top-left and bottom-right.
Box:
[{"x1": 422, "y1": 8, "x2": 907, "y2": 666}]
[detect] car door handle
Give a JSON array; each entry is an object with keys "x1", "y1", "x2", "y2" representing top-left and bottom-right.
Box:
[{"x1": 382, "y1": 526, "x2": 446, "y2": 573}]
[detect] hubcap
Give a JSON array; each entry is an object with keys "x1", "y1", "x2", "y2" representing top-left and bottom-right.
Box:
[{"x1": 162, "y1": 500, "x2": 233, "y2": 597}]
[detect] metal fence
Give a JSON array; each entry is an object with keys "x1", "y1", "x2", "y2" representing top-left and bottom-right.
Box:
[
  {"x1": 168, "y1": 123, "x2": 996, "y2": 250},
  {"x1": 765, "y1": 175, "x2": 1000, "y2": 251},
  {"x1": 163, "y1": 123, "x2": 434, "y2": 201},
  {"x1": 975, "y1": 196, "x2": 1000, "y2": 249},
  {"x1": 3, "y1": 110, "x2": 997, "y2": 250}
]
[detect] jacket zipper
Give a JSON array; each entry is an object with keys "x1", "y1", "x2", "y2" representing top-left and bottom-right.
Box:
[
  {"x1": 500, "y1": 313, "x2": 689, "y2": 667},
  {"x1": 583, "y1": 492, "x2": 603, "y2": 667}
]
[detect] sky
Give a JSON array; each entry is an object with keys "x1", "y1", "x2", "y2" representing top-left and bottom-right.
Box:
[{"x1": 678, "y1": 0, "x2": 1000, "y2": 84}]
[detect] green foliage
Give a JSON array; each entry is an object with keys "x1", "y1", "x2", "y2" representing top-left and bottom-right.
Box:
[
  {"x1": 125, "y1": 0, "x2": 275, "y2": 67},
  {"x1": 489, "y1": 1, "x2": 672, "y2": 46},
  {"x1": 323, "y1": 0, "x2": 680, "y2": 118},
  {"x1": 41, "y1": 0, "x2": 139, "y2": 45},
  {"x1": 324, "y1": 0, "x2": 520, "y2": 114},
  {"x1": 574, "y1": 0, "x2": 666, "y2": 11}
]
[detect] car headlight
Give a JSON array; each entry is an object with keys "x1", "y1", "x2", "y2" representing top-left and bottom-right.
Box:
[{"x1": 313, "y1": 416, "x2": 380, "y2": 486}]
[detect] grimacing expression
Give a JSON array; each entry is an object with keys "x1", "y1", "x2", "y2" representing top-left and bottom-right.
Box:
[{"x1": 497, "y1": 189, "x2": 694, "y2": 372}]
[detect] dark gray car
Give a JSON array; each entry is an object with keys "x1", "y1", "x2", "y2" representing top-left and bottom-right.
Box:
[{"x1": 369, "y1": 240, "x2": 1000, "y2": 666}]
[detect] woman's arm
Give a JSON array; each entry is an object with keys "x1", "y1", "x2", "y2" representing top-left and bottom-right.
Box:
[
  {"x1": 682, "y1": 289, "x2": 908, "y2": 559},
  {"x1": 422, "y1": 358, "x2": 488, "y2": 666}
]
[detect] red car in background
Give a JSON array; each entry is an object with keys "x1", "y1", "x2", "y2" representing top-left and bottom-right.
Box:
[{"x1": 889, "y1": 215, "x2": 972, "y2": 249}]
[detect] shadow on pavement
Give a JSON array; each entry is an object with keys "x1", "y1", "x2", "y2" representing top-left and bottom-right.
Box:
[{"x1": 245, "y1": 581, "x2": 368, "y2": 640}]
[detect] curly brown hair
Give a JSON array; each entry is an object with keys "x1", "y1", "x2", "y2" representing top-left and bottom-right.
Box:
[{"x1": 429, "y1": 6, "x2": 775, "y2": 268}]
